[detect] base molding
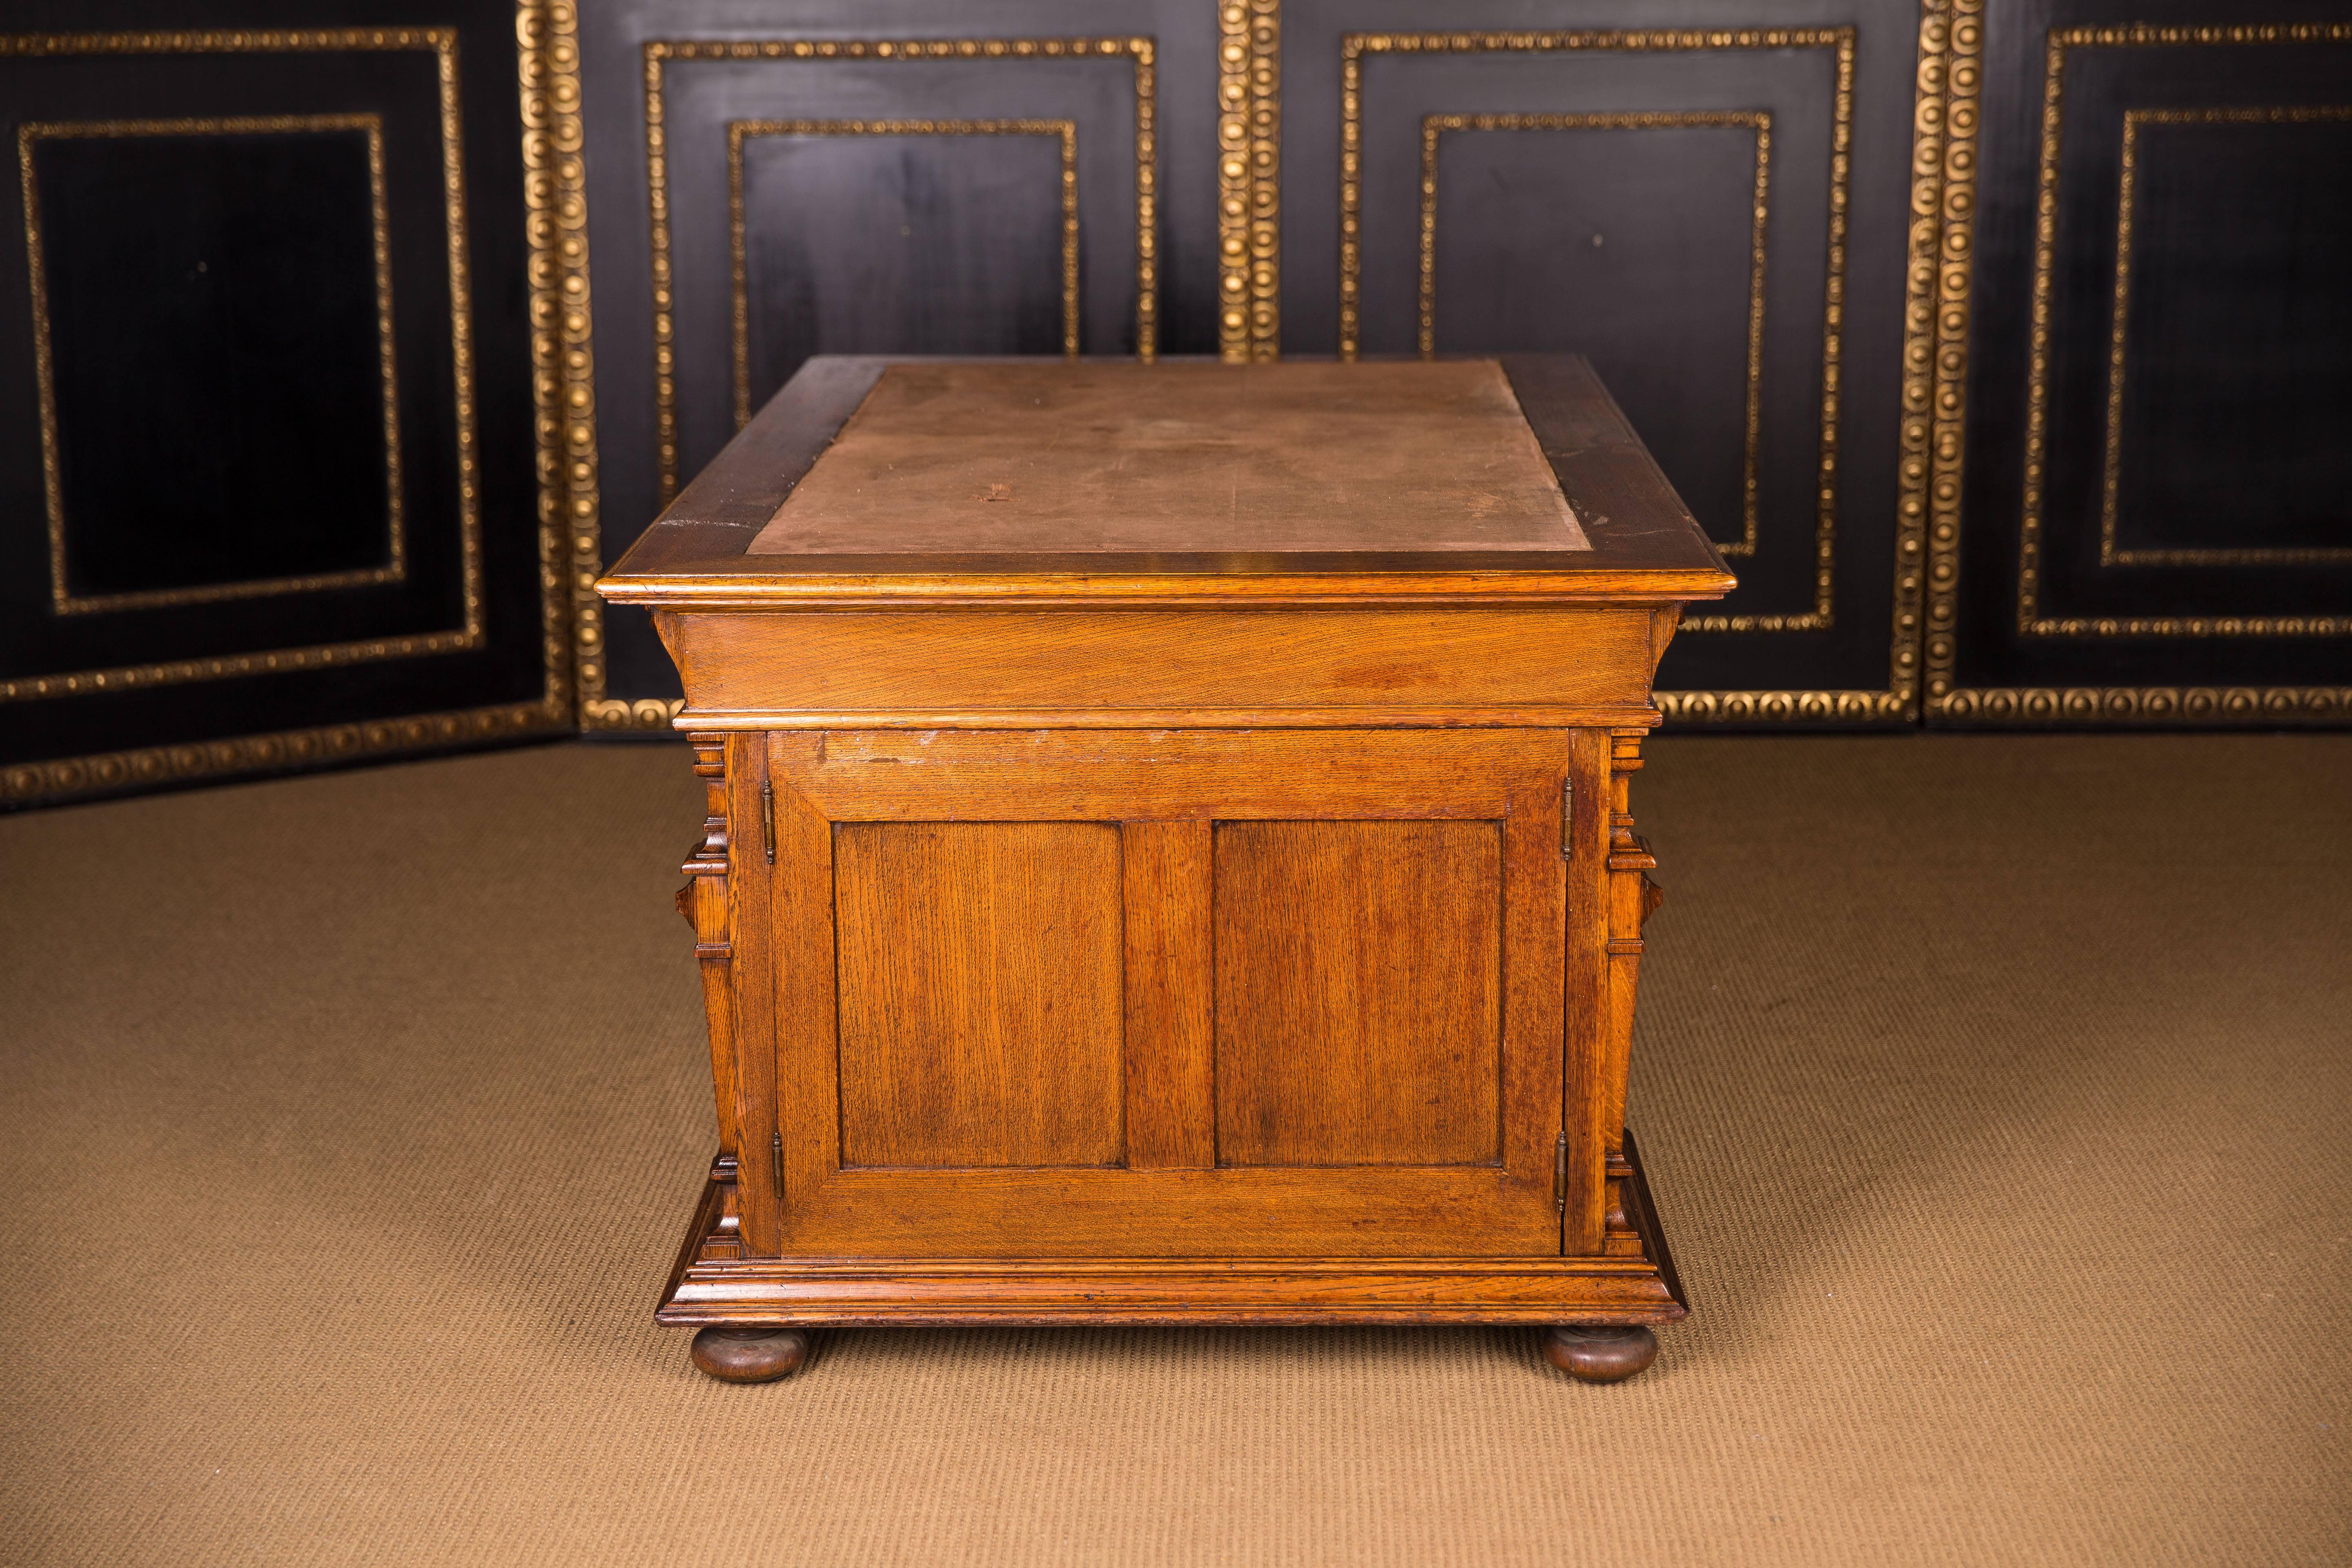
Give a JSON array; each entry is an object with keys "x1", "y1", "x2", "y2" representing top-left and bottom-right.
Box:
[
  {"x1": 659, "y1": 1258, "x2": 1685, "y2": 1327},
  {"x1": 656, "y1": 1131, "x2": 1690, "y2": 1330}
]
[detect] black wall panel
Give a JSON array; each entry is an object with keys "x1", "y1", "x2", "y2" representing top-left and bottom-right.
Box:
[
  {"x1": 0, "y1": 4, "x2": 570, "y2": 806},
  {"x1": 35, "y1": 127, "x2": 396, "y2": 602},
  {"x1": 736, "y1": 128, "x2": 1076, "y2": 410},
  {"x1": 1928, "y1": 2, "x2": 2352, "y2": 724}
]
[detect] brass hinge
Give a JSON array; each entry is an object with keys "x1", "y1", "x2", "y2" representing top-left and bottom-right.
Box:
[
  {"x1": 760, "y1": 779, "x2": 776, "y2": 864},
  {"x1": 771, "y1": 1131, "x2": 784, "y2": 1201},
  {"x1": 1554, "y1": 1130, "x2": 1569, "y2": 1214},
  {"x1": 1560, "y1": 778, "x2": 1573, "y2": 858}
]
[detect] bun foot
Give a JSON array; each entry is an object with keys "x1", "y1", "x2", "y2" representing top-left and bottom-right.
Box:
[
  {"x1": 1542, "y1": 1324, "x2": 1658, "y2": 1383},
  {"x1": 690, "y1": 1325, "x2": 814, "y2": 1383}
]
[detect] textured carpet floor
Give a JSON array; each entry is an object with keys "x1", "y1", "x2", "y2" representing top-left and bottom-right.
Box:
[{"x1": 1, "y1": 734, "x2": 2346, "y2": 1566}]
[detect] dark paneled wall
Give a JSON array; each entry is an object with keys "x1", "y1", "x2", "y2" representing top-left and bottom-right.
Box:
[
  {"x1": 35, "y1": 126, "x2": 397, "y2": 604},
  {"x1": 1, "y1": 4, "x2": 572, "y2": 808},
  {"x1": 1928, "y1": 3, "x2": 2352, "y2": 724},
  {"x1": 8, "y1": 2, "x2": 2348, "y2": 802}
]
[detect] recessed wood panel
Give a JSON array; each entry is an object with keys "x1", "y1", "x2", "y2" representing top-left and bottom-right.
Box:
[
  {"x1": 763, "y1": 728, "x2": 1573, "y2": 1257},
  {"x1": 833, "y1": 821, "x2": 1124, "y2": 1169},
  {"x1": 1212, "y1": 820, "x2": 1503, "y2": 1167}
]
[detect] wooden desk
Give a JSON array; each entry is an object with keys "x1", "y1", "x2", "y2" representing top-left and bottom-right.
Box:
[{"x1": 598, "y1": 356, "x2": 1733, "y2": 1385}]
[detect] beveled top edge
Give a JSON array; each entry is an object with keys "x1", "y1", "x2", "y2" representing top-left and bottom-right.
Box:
[
  {"x1": 597, "y1": 571, "x2": 1735, "y2": 610},
  {"x1": 597, "y1": 355, "x2": 1735, "y2": 607}
]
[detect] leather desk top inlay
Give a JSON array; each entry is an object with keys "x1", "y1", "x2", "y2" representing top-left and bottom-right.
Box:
[{"x1": 748, "y1": 360, "x2": 1590, "y2": 557}]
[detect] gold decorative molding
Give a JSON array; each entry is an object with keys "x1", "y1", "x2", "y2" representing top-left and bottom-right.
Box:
[
  {"x1": 0, "y1": 27, "x2": 457, "y2": 55},
  {"x1": 1217, "y1": 0, "x2": 1279, "y2": 360},
  {"x1": 727, "y1": 118, "x2": 1080, "y2": 432},
  {"x1": 2005, "y1": 27, "x2": 2352, "y2": 645},
  {"x1": 0, "y1": 702, "x2": 559, "y2": 810},
  {"x1": 1887, "y1": 0, "x2": 1974, "y2": 721},
  {"x1": 2034, "y1": 19, "x2": 2352, "y2": 47},
  {"x1": 0, "y1": 28, "x2": 492, "y2": 709},
  {"x1": 1417, "y1": 110, "x2": 1770, "y2": 561},
  {"x1": 1918, "y1": 0, "x2": 1983, "y2": 712},
  {"x1": 22, "y1": 114, "x2": 406, "y2": 615},
  {"x1": 1341, "y1": 29, "x2": 1853, "y2": 636},
  {"x1": 641, "y1": 36, "x2": 1160, "y2": 506},
  {"x1": 592, "y1": 697, "x2": 688, "y2": 731},
  {"x1": 0, "y1": 13, "x2": 575, "y2": 801},
  {"x1": 518, "y1": 0, "x2": 600, "y2": 731},
  {"x1": 2007, "y1": 24, "x2": 2067, "y2": 638},
  {"x1": 1657, "y1": 689, "x2": 1910, "y2": 724},
  {"x1": 1934, "y1": 684, "x2": 2351, "y2": 726},
  {"x1": 2097, "y1": 106, "x2": 2352, "y2": 573}
]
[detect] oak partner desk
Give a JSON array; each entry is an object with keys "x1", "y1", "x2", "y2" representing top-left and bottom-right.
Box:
[{"x1": 597, "y1": 356, "x2": 1734, "y2": 1385}]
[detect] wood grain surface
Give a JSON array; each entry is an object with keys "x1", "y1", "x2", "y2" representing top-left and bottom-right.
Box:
[
  {"x1": 659, "y1": 606, "x2": 1656, "y2": 723},
  {"x1": 755, "y1": 728, "x2": 1575, "y2": 1259},
  {"x1": 777, "y1": 727, "x2": 1574, "y2": 823},
  {"x1": 1213, "y1": 821, "x2": 1503, "y2": 1167},
  {"x1": 722, "y1": 732, "x2": 785, "y2": 1254},
  {"x1": 834, "y1": 822, "x2": 1125, "y2": 1169},
  {"x1": 659, "y1": 1118, "x2": 1688, "y2": 1321},
  {"x1": 664, "y1": 1252, "x2": 1686, "y2": 1325},
  {"x1": 1120, "y1": 821, "x2": 1216, "y2": 1169},
  {"x1": 594, "y1": 356, "x2": 1719, "y2": 1336},
  {"x1": 767, "y1": 1163, "x2": 1566, "y2": 1259}
]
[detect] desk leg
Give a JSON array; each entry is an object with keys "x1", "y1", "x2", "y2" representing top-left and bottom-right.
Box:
[
  {"x1": 690, "y1": 1325, "x2": 816, "y2": 1383},
  {"x1": 1541, "y1": 1324, "x2": 1659, "y2": 1382}
]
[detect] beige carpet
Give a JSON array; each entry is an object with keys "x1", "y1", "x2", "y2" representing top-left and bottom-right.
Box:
[{"x1": 2, "y1": 733, "x2": 2346, "y2": 1566}]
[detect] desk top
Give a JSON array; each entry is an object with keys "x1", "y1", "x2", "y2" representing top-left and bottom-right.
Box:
[
  {"x1": 601, "y1": 355, "x2": 1733, "y2": 609},
  {"x1": 750, "y1": 361, "x2": 1588, "y2": 557}
]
